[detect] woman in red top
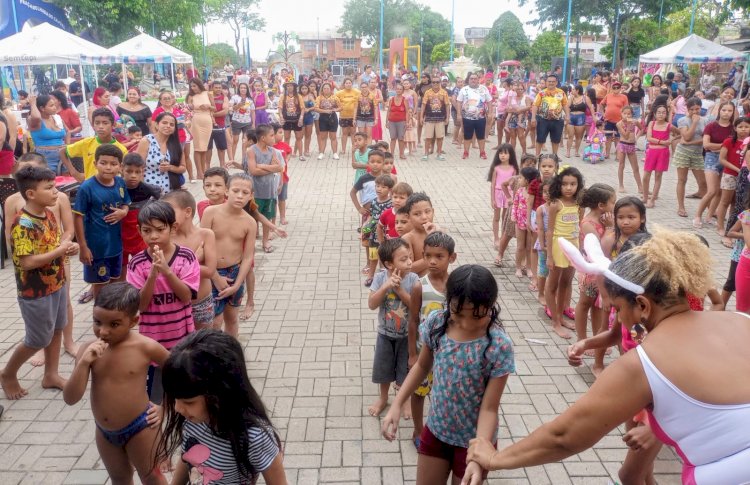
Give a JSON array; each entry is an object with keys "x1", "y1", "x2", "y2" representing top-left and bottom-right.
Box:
[
  {"x1": 386, "y1": 82, "x2": 410, "y2": 159},
  {"x1": 716, "y1": 117, "x2": 750, "y2": 234},
  {"x1": 50, "y1": 91, "x2": 82, "y2": 139}
]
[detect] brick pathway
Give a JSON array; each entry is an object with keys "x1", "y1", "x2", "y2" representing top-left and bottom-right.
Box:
[{"x1": 2, "y1": 130, "x2": 731, "y2": 484}]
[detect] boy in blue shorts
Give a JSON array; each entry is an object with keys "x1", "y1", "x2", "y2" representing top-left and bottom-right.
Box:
[
  {"x1": 1, "y1": 166, "x2": 79, "y2": 399},
  {"x1": 73, "y1": 144, "x2": 130, "y2": 299}
]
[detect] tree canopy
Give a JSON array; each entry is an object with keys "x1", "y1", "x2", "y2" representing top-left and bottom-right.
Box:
[
  {"x1": 205, "y1": 0, "x2": 266, "y2": 55},
  {"x1": 529, "y1": 31, "x2": 564, "y2": 71},
  {"x1": 206, "y1": 43, "x2": 241, "y2": 69},
  {"x1": 471, "y1": 12, "x2": 530, "y2": 68}
]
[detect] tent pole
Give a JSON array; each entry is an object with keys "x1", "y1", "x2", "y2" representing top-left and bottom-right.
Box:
[
  {"x1": 79, "y1": 59, "x2": 90, "y2": 135},
  {"x1": 122, "y1": 63, "x2": 128, "y2": 91},
  {"x1": 170, "y1": 62, "x2": 176, "y2": 92}
]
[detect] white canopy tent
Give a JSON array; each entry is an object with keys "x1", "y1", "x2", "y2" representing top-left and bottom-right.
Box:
[
  {"x1": 104, "y1": 33, "x2": 195, "y2": 91},
  {"x1": 0, "y1": 22, "x2": 110, "y2": 130},
  {"x1": 639, "y1": 34, "x2": 748, "y2": 98}
]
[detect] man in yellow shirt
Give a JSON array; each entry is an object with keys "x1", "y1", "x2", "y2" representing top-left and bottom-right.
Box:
[
  {"x1": 420, "y1": 77, "x2": 451, "y2": 161},
  {"x1": 530, "y1": 74, "x2": 569, "y2": 157},
  {"x1": 59, "y1": 108, "x2": 127, "y2": 181}
]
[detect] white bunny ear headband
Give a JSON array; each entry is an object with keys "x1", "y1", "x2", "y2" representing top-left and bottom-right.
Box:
[{"x1": 558, "y1": 234, "x2": 645, "y2": 295}]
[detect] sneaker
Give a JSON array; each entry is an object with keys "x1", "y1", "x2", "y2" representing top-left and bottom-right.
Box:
[
  {"x1": 462, "y1": 151, "x2": 469, "y2": 159},
  {"x1": 317, "y1": 153, "x2": 324, "y2": 160},
  {"x1": 333, "y1": 153, "x2": 340, "y2": 160},
  {"x1": 437, "y1": 154, "x2": 446, "y2": 161},
  {"x1": 480, "y1": 151, "x2": 487, "y2": 159},
  {"x1": 420, "y1": 155, "x2": 428, "y2": 161}
]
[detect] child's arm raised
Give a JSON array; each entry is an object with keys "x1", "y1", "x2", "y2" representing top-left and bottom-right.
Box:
[
  {"x1": 367, "y1": 272, "x2": 394, "y2": 310},
  {"x1": 62, "y1": 340, "x2": 102, "y2": 405},
  {"x1": 376, "y1": 220, "x2": 386, "y2": 244}
]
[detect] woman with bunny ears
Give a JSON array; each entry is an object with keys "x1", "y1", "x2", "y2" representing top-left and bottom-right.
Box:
[{"x1": 462, "y1": 229, "x2": 750, "y2": 485}]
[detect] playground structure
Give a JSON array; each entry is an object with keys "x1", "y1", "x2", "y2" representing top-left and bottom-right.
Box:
[{"x1": 384, "y1": 38, "x2": 421, "y2": 82}]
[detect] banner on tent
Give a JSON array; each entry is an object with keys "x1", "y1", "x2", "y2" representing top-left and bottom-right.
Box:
[
  {"x1": 0, "y1": 0, "x2": 72, "y2": 39},
  {"x1": 81, "y1": 55, "x2": 176, "y2": 64}
]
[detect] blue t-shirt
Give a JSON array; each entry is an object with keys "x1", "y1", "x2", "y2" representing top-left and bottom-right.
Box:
[
  {"x1": 73, "y1": 176, "x2": 131, "y2": 259},
  {"x1": 420, "y1": 309, "x2": 515, "y2": 448}
]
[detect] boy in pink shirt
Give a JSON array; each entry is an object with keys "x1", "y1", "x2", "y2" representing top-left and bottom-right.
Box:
[{"x1": 126, "y1": 201, "x2": 200, "y2": 403}]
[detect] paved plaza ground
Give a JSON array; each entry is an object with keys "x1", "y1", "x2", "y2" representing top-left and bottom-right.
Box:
[{"x1": 0, "y1": 133, "x2": 731, "y2": 484}]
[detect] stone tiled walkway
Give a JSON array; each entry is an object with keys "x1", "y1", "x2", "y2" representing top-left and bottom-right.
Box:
[{"x1": 1, "y1": 130, "x2": 731, "y2": 484}]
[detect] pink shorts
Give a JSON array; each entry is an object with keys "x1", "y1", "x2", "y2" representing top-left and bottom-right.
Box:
[
  {"x1": 644, "y1": 147, "x2": 670, "y2": 172},
  {"x1": 617, "y1": 141, "x2": 637, "y2": 154}
]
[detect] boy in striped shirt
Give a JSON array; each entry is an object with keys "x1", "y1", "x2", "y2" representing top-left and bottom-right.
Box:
[{"x1": 127, "y1": 201, "x2": 200, "y2": 403}]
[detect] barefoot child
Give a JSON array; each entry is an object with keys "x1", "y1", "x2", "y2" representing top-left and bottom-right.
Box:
[
  {"x1": 4, "y1": 153, "x2": 78, "y2": 365},
  {"x1": 487, "y1": 144, "x2": 518, "y2": 258},
  {"x1": 615, "y1": 106, "x2": 643, "y2": 193},
  {"x1": 382, "y1": 265, "x2": 514, "y2": 484},
  {"x1": 155, "y1": 329, "x2": 287, "y2": 484},
  {"x1": 163, "y1": 191, "x2": 217, "y2": 331},
  {"x1": 402, "y1": 192, "x2": 439, "y2": 277},
  {"x1": 62, "y1": 283, "x2": 168, "y2": 484},
  {"x1": 533, "y1": 180, "x2": 552, "y2": 305},
  {"x1": 546, "y1": 166, "x2": 585, "y2": 339},
  {"x1": 407, "y1": 232, "x2": 457, "y2": 448},
  {"x1": 377, "y1": 182, "x2": 413, "y2": 242},
  {"x1": 367, "y1": 238, "x2": 418, "y2": 417},
  {"x1": 642, "y1": 105, "x2": 674, "y2": 208},
  {"x1": 127, "y1": 201, "x2": 200, "y2": 403},
  {"x1": 73, "y1": 144, "x2": 131, "y2": 300},
  {"x1": 201, "y1": 173, "x2": 257, "y2": 336},
  {"x1": 1, "y1": 166, "x2": 78, "y2": 399},
  {"x1": 574, "y1": 184, "x2": 615, "y2": 349}
]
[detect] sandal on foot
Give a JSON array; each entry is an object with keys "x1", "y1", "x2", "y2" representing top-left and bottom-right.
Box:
[
  {"x1": 544, "y1": 306, "x2": 552, "y2": 319},
  {"x1": 493, "y1": 257, "x2": 503, "y2": 267},
  {"x1": 77, "y1": 289, "x2": 94, "y2": 304},
  {"x1": 263, "y1": 245, "x2": 275, "y2": 253},
  {"x1": 364, "y1": 277, "x2": 374, "y2": 287},
  {"x1": 677, "y1": 209, "x2": 688, "y2": 218},
  {"x1": 563, "y1": 307, "x2": 576, "y2": 320}
]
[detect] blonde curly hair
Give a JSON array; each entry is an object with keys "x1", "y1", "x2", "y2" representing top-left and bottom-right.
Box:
[{"x1": 606, "y1": 227, "x2": 713, "y2": 306}]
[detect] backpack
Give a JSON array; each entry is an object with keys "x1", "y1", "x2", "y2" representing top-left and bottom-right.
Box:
[{"x1": 583, "y1": 114, "x2": 605, "y2": 164}]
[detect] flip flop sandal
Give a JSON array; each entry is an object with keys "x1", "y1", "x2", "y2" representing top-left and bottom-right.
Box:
[
  {"x1": 263, "y1": 245, "x2": 275, "y2": 253},
  {"x1": 563, "y1": 307, "x2": 576, "y2": 320},
  {"x1": 77, "y1": 289, "x2": 94, "y2": 304},
  {"x1": 364, "y1": 278, "x2": 374, "y2": 287},
  {"x1": 544, "y1": 306, "x2": 553, "y2": 319}
]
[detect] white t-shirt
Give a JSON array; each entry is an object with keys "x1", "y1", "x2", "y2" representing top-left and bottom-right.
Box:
[
  {"x1": 229, "y1": 95, "x2": 255, "y2": 124},
  {"x1": 224, "y1": 65, "x2": 234, "y2": 75},
  {"x1": 456, "y1": 85, "x2": 491, "y2": 120}
]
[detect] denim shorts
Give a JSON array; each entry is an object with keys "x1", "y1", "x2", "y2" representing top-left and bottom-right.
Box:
[
  {"x1": 569, "y1": 113, "x2": 586, "y2": 126},
  {"x1": 704, "y1": 151, "x2": 722, "y2": 173},
  {"x1": 630, "y1": 104, "x2": 642, "y2": 119}
]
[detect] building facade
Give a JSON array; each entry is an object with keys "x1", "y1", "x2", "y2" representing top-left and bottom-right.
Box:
[{"x1": 295, "y1": 29, "x2": 371, "y2": 72}]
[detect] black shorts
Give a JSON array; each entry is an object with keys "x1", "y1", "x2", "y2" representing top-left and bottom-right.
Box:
[
  {"x1": 724, "y1": 259, "x2": 739, "y2": 292},
  {"x1": 208, "y1": 128, "x2": 227, "y2": 151},
  {"x1": 604, "y1": 121, "x2": 620, "y2": 137},
  {"x1": 462, "y1": 118, "x2": 486, "y2": 140},
  {"x1": 282, "y1": 120, "x2": 302, "y2": 132},
  {"x1": 535, "y1": 117, "x2": 565, "y2": 144},
  {"x1": 339, "y1": 118, "x2": 354, "y2": 128},
  {"x1": 319, "y1": 113, "x2": 339, "y2": 132}
]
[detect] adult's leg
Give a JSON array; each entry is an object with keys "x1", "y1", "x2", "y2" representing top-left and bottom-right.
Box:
[
  {"x1": 329, "y1": 132, "x2": 338, "y2": 154},
  {"x1": 518, "y1": 127, "x2": 528, "y2": 155},
  {"x1": 477, "y1": 118, "x2": 487, "y2": 155},
  {"x1": 508, "y1": 128, "x2": 517, "y2": 152},
  {"x1": 435, "y1": 136, "x2": 444, "y2": 156},
  {"x1": 462, "y1": 118, "x2": 472, "y2": 155},
  {"x1": 574, "y1": 125, "x2": 585, "y2": 156},
  {"x1": 317, "y1": 128, "x2": 327, "y2": 156},
  {"x1": 193, "y1": 151, "x2": 206, "y2": 180},
  {"x1": 304, "y1": 125, "x2": 313, "y2": 156},
  {"x1": 183, "y1": 142, "x2": 194, "y2": 180},
  {"x1": 691, "y1": 168, "x2": 707, "y2": 200},
  {"x1": 294, "y1": 130, "x2": 303, "y2": 158}
]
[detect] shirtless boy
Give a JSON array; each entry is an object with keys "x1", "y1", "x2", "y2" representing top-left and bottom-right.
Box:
[
  {"x1": 401, "y1": 193, "x2": 439, "y2": 277},
  {"x1": 63, "y1": 282, "x2": 168, "y2": 485},
  {"x1": 200, "y1": 173, "x2": 257, "y2": 336},
  {"x1": 163, "y1": 190, "x2": 217, "y2": 331}
]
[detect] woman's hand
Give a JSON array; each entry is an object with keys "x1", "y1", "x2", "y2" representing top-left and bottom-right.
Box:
[{"x1": 465, "y1": 437, "x2": 498, "y2": 470}]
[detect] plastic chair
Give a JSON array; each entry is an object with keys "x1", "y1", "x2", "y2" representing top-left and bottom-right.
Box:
[{"x1": 0, "y1": 178, "x2": 19, "y2": 269}]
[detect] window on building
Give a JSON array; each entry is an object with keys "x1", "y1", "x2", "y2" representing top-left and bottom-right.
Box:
[
  {"x1": 342, "y1": 38, "x2": 355, "y2": 50},
  {"x1": 304, "y1": 41, "x2": 316, "y2": 51}
]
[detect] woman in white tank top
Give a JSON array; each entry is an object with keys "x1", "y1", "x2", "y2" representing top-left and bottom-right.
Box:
[{"x1": 462, "y1": 230, "x2": 750, "y2": 485}]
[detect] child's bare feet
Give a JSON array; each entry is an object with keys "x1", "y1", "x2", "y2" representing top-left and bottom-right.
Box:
[
  {"x1": 240, "y1": 303, "x2": 255, "y2": 321},
  {"x1": 514, "y1": 268, "x2": 523, "y2": 277},
  {"x1": 618, "y1": 186, "x2": 626, "y2": 193},
  {"x1": 562, "y1": 321, "x2": 576, "y2": 331},
  {"x1": 1, "y1": 372, "x2": 28, "y2": 399},
  {"x1": 537, "y1": 294, "x2": 545, "y2": 305},
  {"x1": 280, "y1": 218, "x2": 288, "y2": 225},
  {"x1": 42, "y1": 374, "x2": 67, "y2": 391},
  {"x1": 368, "y1": 396, "x2": 388, "y2": 417},
  {"x1": 64, "y1": 341, "x2": 79, "y2": 358},
  {"x1": 552, "y1": 323, "x2": 573, "y2": 339},
  {"x1": 29, "y1": 350, "x2": 45, "y2": 367},
  {"x1": 525, "y1": 268, "x2": 533, "y2": 278},
  {"x1": 592, "y1": 363, "x2": 605, "y2": 378},
  {"x1": 401, "y1": 399, "x2": 412, "y2": 420},
  {"x1": 645, "y1": 200, "x2": 655, "y2": 208}
]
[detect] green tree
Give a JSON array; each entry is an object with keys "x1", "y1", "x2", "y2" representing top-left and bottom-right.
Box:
[
  {"x1": 205, "y1": 0, "x2": 266, "y2": 55},
  {"x1": 340, "y1": 0, "x2": 450, "y2": 62},
  {"x1": 272, "y1": 32, "x2": 300, "y2": 63},
  {"x1": 206, "y1": 43, "x2": 241, "y2": 69},
  {"x1": 431, "y1": 41, "x2": 450, "y2": 63},
  {"x1": 664, "y1": 2, "x2": 727, "y2": 40},
  {"x1": 600, "y1": 18, "x2": 667, "y2": 67},
  {"x1": 529, "y1": 31, "x2": 564, "y2": 71},
  {"x1": 488, "y1": 12, "x2": 530, "y2": 62}
]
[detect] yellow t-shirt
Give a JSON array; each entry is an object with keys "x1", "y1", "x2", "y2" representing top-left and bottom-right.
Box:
[
  {"x1": 65, "y1": 136, "x2": 128, "y2": 179},
  {"x1": 334, "y1": 88, "x2": 361, "y2": 119}
]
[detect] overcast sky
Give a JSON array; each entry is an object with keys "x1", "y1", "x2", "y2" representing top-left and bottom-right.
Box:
[{"x1": 203, "y1": 0, "x2": 539, "y2": 60}]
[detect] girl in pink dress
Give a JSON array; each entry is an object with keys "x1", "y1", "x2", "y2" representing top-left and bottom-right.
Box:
[
  {"x1": 369, "y1": 78, "x2": 384, "y2": 142},
  {"x1": 512, "y1": 166, "x2": 539, "y2": 278},
  {"x1": 487, "y1": 144, "x2": 519, "y2": 252}
]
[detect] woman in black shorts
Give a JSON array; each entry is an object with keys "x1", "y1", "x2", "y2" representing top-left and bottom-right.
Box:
[
  {"x1": 280, "y1": 82, "x2": 304, "y2": 160},
  {"x1": 314, "y1": 82, "x2": 340, "y2": 160}
]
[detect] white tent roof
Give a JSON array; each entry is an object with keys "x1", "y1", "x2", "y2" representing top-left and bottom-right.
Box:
[
  {"x1": 0, "y1": 22, "x2": 110, "y2": 66},
  {"x1": 106, "y1": 33, "x2": 193, "y2": 64},
  {"x1": 639, "y1": 34, "x2": 747, "y2": 64}
]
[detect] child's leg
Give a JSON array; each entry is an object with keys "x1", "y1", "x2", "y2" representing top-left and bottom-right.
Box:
[
  {"x1": 642, "y1": 170, "x2": 652, "y2": 206},
  {"x1": 574, "y1": 293, "x2": 595, "y2": 342},
  {"x1": 716, "y1": 188, "x2": 735, "y2": 236},
  {"x1": 617, "y1": 149, "x2": 626, "y2": 191},
  {"x1": 526, "y1": 230, "x2": 536, "y2": 280},
  {"x1": 496, "y1": 233, "x2": 511, "y2": 263},
  {"x1": 125, "y1": 426, "x2": 168, "y2": 485},
  {"x1": 411, "y1": 394, "x2": 426, "y2": 440},
  {"x1": 652, "y1": 171, "x2": 664, "y2": 201},
  {"x1": 241, "y1": 267, "x2": 255, "y2": 321},
  {"x1": 95, "y1": 428, "x2": 136, "y2": 484},
  {"x1": 492, "y1": 208, "x2": 501, "y2": 247},
  {"x1": 63, "y1": 266, "x2": 78, "y2": 356},
  {"x1": 368, "y1": 382, "x2": 390, "y2": 417},
  {"x1": 416, "y1": 454, "x2": 452, "y2": 485},
  {"x1": 42, "y1": 329, "x2": 65, "y2": 390},
  {"x1": 223, "y1": 305, "x2": 240, "y2": 338},
  {"x1": 546, "y1": 266, "x2": 573, "y2": 339},
  {"x1": 618, "y1": 420, "x2": 663, "y2": 485},
  {"x1": 514, "y1": 226, "x2": 526, "y2": 276},
  {"x1": 628, "y1": 152, "x2": 643, "y2": 192},
  {"x1": 1, "y1": 342, "x2": 37, "y2": 399}
]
